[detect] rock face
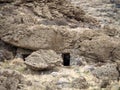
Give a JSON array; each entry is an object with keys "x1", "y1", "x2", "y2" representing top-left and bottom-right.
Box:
[
  {"x1": 0, "y1": 49, "x2": 13, "y2": 61},
  {"x1": 25, "y1": 50, "x2": 62, "y2": 70},
  {"x1": 0, "y1": 0, "x2": 98, "y2": 50},
  {"x1": 1, "y1": 25, "x2": 78, "y2": 51},
  {"x1": 91, "y1": 64, "x2": 119, "y2": 80},
  {"x1": 71, "y1": 77, "x2": 89, "y2": 89},
  {"x1": 0, "y1": 0, "x2": 120, "y2": 90},
  {"x1": 78, "y1": 31, "x2": 120, "y2": 62},
  {"x1": 0, "y1": 0, "x2": 13, "y2": 3},
  {"x1": 2, "y1": 25, "x2": 120, "y2": 64},
  {"x1": 0, "y1": 69, "x2": 25, "y2": 90},
  {"x1": 114, "y1": 0, "x2": 120, "y2": 4}
]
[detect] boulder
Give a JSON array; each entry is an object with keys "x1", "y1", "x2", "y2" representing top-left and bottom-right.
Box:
[
  {"x1": 1, "y1": 25, "x2": 78, "y2": 51},
  {"x1": 78, "y1": 34, "x2": 120, "y2": 63},
  {"x1": 25, "y1": 50, "x2": 62, "y2": 70}
]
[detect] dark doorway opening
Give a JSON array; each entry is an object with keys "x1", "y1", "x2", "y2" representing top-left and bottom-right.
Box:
[
  {"x1": 23, "y1": 54, "x2": 30, "y2": 59},
  {"x1": 22, "y1": 54, "x2": 30, "y2": 61},
  {"x1": 62, "y1": 53, "x2": 70, "y2": 66}
]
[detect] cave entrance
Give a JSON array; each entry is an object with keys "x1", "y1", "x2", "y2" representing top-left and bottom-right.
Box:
[{"x1": 62, "y1": 53, "x2": 70, "y2": 66}]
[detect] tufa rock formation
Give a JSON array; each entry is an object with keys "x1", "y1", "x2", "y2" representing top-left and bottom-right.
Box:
[
  {"x1": 0, "y1": 69, "x2": 26, "y2": 90},
  {"x1": 25, "y1": 49, "x2": 62, "y2": 70},
  {"x1": 91, "y1": 63, "x2": 119, "y2": 80}
]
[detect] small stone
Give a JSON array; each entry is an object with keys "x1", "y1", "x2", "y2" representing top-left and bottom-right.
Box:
[
  {"x1": 57, "y1": 78, "x2": 69, "y2": 84},
  {"x1": 83, "y1": 65, "x2": 95, "y2": 72},
  {"x1": 51, "y1": 72, "x2": 59, "y2": 77},
  {"x1": 0, "y1": 49, "x2": 13, "y2": 62}
]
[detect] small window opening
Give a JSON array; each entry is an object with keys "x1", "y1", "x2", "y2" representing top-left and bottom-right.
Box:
[{"x1": 62, "y1": 53, "x2": 70, "y2": 66}]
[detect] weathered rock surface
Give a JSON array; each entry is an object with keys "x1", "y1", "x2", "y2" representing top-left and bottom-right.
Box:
[
  {"x1": 16, "y1": 48, "x2": 33, "y2": 59},
  {"x1": 102, "y1": 25, "x2": 120, "y2": 37},
  {"x1": 0, "y1": 0, "x2": 13, "y2": 3},
  {"x1": 2, "y1": 25, "x2": 120, "y2": 64},
  {"x1": 0, "y1": 69, "x2": 25, "y2": 90},
  {"x1": 91, "y1": 63, "x2": 119, "y2": 80},
  {"x1": 71, "y1": 77, "x2": 89, "y2": 89},
  {"x1": 72, "y1": 0, "x2": 120, "y2": 27},
  {"x1": 0, "y1": 0, "x2": 98, "y2": 51},
  {"x1": 1, "y1": 25, "x2": 78, "y2": 51},
  {"x1": 78, "y1": 32, "x2": 120, "y2": 63},
  {"x1": 114, "y1": 0, "x2": 120, "y2": 4},
  {"x1": 25, "y1": 50, "x2": 62, "y2": 70},
  {"x1": 0, "y1": 49, "x2": 13, "y2": 61},
  {"x1": 0, "y1": 0, "x2": 120, "y2": 90}
]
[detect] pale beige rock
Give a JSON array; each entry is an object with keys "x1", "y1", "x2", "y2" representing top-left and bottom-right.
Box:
[
  {"x1": 0, "y1": 49, "x2": 13, "y2": 61},
  {"x1": 25, "y1": 49, "x2": 62, "y2": 70},
  {"x1": 92, "y1": 64, "x2": 119, "y2": 80},
  {"x1": 0, "y1": 0, "x2": 99, "y2": 55},
  {"x1": 0, "y1": 69, "x2": 25, "y2": 90},
  {"x1": 1, "y1": 25, "x2": 78, "y2": 51},
  {"x1": 78, "y1": 33, "x2": 120, "y2": 63}
]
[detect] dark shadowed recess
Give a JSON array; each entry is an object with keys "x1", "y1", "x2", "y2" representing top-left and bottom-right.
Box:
[
  {"x1": 62, "y1": 53, "x2": 70, "y2": 66},
  {"x1": 0, "y1": 39, "x2": 33, "y2": 60},
  {"x1": 0, "y1": 40, "x2": 17, "y2": 55}
]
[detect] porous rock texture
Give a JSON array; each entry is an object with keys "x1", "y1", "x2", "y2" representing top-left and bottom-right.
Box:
[
  {"x1": 0, "y1": 0, "x2": 98, "y2": 51},
  {"x1": 1, "y1": 25, "x2": 77, "y2": 51},
  {"x1": 0, "y1": 40, "x2": 16, "y2": 61},
  {"x1": 25, "y1": 49, "x2": 62, "y2": 70},
  {"x1": 78, "y1": 33, "x2": 120, "y2": 63},
  {"x1": 0, "y1": 0, "x2": 120, "y2": 90},
  {"x1": 0, "y1": 69, "x2": 26, "y2": 90},
  {"x1": 0, "y1": 49, "x2": 13, "y2": 61},
  {"x1": 0, "y1": 0, "x2": 120, "y2": 64},
  {"x1": 71, "y1": 77, "x2": 89, "y2": 89},
  {"x1": 91, "y1": 63, "x2": 119, "y2": 80}
]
